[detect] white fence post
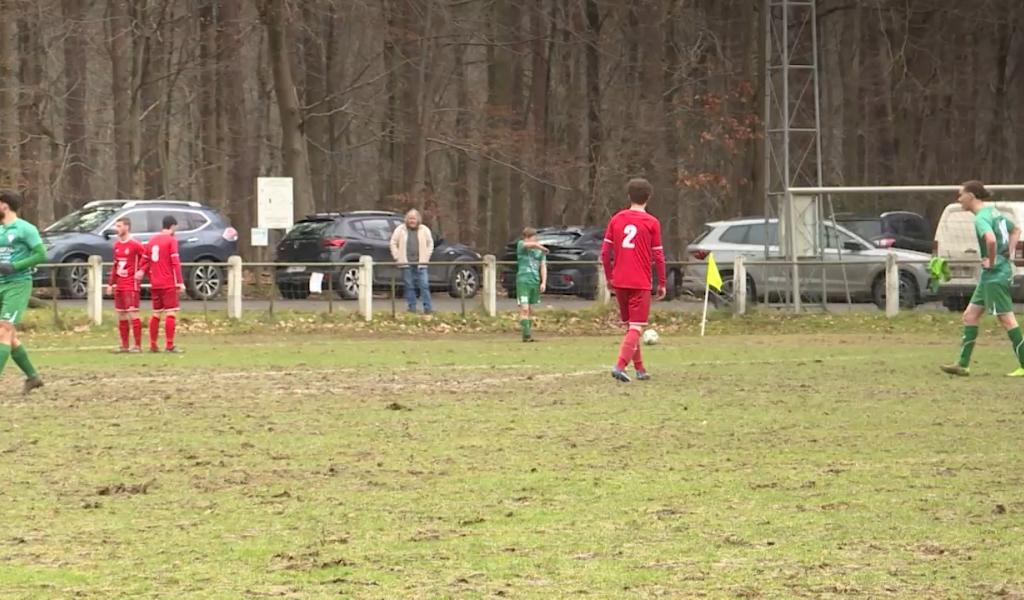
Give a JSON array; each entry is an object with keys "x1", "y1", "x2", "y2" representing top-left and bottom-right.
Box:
[
  {"x1": 227, "y1": 255, "x2": 243, "y2": 320},
  {"x1": 86, "y1": 255, "x2": 103, "y2": 326},
  {"x1": 596, "y1": 267, "x2": 612, "y2": 305},
  {"x1": 733, "y1": 256, "x2": 747, "y2": 316},
  {"x1": 482, "y1": 255, "x2": 497, "y2": 317},
  {"x1": 885, "y1": 252, "x2": 899, "y2": 317},
  {"x1": 358, "y1": 255, "x2": 373, "y2": 322}
]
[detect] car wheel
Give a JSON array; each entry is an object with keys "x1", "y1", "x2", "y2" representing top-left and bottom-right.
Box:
[
  {"x1": 59, "y1": 257, "x2": 88, "y2": 299},
  {"x1": 338, "y1": 264, "x2": 360, "y2": 300},
  {"x1": 717, "y1": 271, "x2": 758, "y2": 306},
  {"x1": 279, "y1": 284, "x2": 310, "y2": 300},
  {"x1": 448, "y1": 265, "x2": 479, "y2": 298},
  {"x1": 943, "y1": 297, "x2": 969, "y2": 312},
  {"x1": 186, "y1": 261, "x2": 223, "y2": 300},
  {"x1": 872, "y1": 271, "x2": 918, "y2": 310}
]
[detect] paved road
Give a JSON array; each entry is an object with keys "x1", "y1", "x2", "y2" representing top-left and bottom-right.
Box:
[{"x1": 50, "y1": 293, "x2": 959, "y2": 316}]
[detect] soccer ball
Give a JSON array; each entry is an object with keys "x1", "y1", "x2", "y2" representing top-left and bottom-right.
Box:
[{"x1": 641, "y1": 329, "x2": 659, "y2": 346}]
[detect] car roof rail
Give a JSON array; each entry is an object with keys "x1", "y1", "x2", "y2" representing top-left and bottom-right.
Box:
[
  {"x1": 122, "y1": 200, "x2": 204, "y2": 209},
  {"x1": 341, "y1": 210, "x2": 400, "y2": 217}
]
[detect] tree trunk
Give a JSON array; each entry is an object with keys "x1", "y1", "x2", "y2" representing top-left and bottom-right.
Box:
[
  {"x1": 220, "y1": 0, "x2": 257, "y2": 256},
  {"x1": 262, "y1": 0, "x2": 315, "y2": 221},
  {"x1": 582, "y1": 0, "x2": 602, "y2": 224},
  {"x1": 108, "y1": 0, "x2": 134, "y2": 198},
  {"x1": 61, "y1": 0, "x2": 90, "y2": 214},
  {"x1": 528, "y1": 0, "x2": 553, "y2": 225},
  {"x1": 16, "y1": 6, "x2": 47, "y2": 223},
  {"x1": 0, "y1": 0, "x2": 17, "y2": 182}
]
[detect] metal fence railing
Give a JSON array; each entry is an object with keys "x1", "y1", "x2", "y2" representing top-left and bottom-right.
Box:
[{"x1": 27, "y1": 253, "x2": 1010, "y2": 326}]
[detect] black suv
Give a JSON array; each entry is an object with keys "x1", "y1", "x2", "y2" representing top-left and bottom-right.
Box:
[
  {"x1": 274, "y1": 211, "x2": 483, "y2": 300},
  {"x1": 833, "y1": 211, "x2": 933, "y2": 254},
  {"x1": 38, "y1": 200, "x2": 238, "y2": 300},
  {"x1": 500, "y1": 226, "x2": 681, "y2": 300}
]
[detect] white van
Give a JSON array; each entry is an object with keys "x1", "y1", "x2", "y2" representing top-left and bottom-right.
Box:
[{"x1": 934, "y1": 201, "x2": 1024, "y2": 311}]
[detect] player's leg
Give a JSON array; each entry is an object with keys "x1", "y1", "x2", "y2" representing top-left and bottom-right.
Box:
[
  {"x1": 941, "y1": 290, "x2": 984, "y2": 375},
  {"x1": 116, "y1": 292, "x2": 131, "y2": 351},
  {"x1": 518, "y1": 290, "x2": 531, "y2": 341},
  {"x1": 129, "y1": 299, "x2": 143, "y2": 351},
  {"x1": 149, "y1": 290, "x2": 164, "y2": 352},
  {"x1": 418, "y1": 267, "x2": 432, "y2": 314},
  {"x1": 0, "y1": 282, "x2": 42, "y2": 392},
  {"x1": 402, "y1": 267, "x2": 417, "y2": 312},
  {"x1": 162, "y1": 288, "x2": 180, "y2": 352},
  {"x1": 988, "y1": 282, "x2": 1024, "y2": 375},
  {"x1": 612, "y1": 289, "x2": 643, "y2": 382},
  {"x1": 631, "y1": 290, "x2": 652, "y2": 379}
]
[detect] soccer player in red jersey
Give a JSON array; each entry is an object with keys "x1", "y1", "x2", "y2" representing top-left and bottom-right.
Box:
[
  {"x1": 600, "y1": 178, "x2": 667, "y2": 382},
  {"x1": 105, "y1": 217, "x2": 145, "y2": 352},
  {"x1": 136, "y1": 215, "x2": 185, "y2": 353}
]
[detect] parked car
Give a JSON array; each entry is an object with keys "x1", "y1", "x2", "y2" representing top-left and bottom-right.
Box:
[
  {"x1": 274, "y1": 211, "x2": 482, "y2": 300},
  {"x1": 833, "y1": 211, "x2": 933, "y2": 254},
  {"x1": 38, "y1": 200, "x2": 238, "y2": 300},
  {"x1": 933, "y1": 201, "x2": 1024, "y2": 312},
  {"x1": 499, "y1": 226, "x2": 681, "y2": 301},
  {"x1": 683, "y1": 217, "x2": 931, "y2": 308}
]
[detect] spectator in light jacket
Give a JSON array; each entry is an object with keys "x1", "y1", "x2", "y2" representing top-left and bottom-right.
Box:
[{"x1": 390, "y1": 209, "x2": 435, "y2": 314}]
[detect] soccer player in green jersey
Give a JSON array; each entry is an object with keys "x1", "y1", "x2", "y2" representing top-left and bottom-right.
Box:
[
  {"x1": 0, "y1": 190, "x2": 46, "y2": 393},
  {"x1": 941, "y1": 181, "x2": 1024, "y2": 377},
  {"x1": 516, "y1": 227, "x2": 548, "y2": 342}
]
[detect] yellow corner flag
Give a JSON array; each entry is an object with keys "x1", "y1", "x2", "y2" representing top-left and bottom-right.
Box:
[{"x1": 706, "y1": 252, "x2": 723, "y2": 292}]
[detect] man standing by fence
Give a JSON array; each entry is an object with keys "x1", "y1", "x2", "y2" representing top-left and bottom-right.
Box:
[
  {"x1": 941, "y1": 180, "x2": 1024, "y2": 377},
  {"x1": 390, "y1": 209, "x2": 434, "y2": 314},
  {"x1": 0, "y1": 190, "x2": 46, "y2": 393}
]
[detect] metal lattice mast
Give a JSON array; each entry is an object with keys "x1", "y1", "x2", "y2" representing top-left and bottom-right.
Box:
[{"x1": 763, "y1": 0, "x2": 824, "y2": 310}]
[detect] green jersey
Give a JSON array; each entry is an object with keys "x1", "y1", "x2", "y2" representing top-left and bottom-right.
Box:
[
  {"x1": 974, "y1": 206, "x2": 1014, "y2": 284},
  {"x1": 516, "y1": 240, "x2": 545, "y2": 285},
  {"x1": 0, "y1": 218, "x2": 43, "y2": 284}
]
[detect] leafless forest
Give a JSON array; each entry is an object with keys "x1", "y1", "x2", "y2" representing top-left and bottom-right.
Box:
[{"x1": 0, "y1": 0, "x2": 1022, "y2": 255}]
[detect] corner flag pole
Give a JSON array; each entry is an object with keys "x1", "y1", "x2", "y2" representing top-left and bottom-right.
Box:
[{"x1": 700, "y1": 280, "x2": 710, "y2": 337}]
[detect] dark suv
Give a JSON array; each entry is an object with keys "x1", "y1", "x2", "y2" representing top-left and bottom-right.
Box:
[
  {"x1": 500, "y1": 226, "x2": 681, "y2": 300},
  {"x1": 38, "y1": 200, "x2": 238, "y2": 300},
  {"x1": 833, "y1": 211, "x2": 932, "y2": 254},
  {"x1": 274, "y1": 211, "x2": 483, "y2": 300}
]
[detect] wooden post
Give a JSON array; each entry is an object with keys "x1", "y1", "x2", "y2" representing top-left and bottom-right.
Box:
[
  {"x1": 358, "y1": 255, "x2": 373, "y2": 322},
  {"x1": 482, "y1": 255, "x2": 497, "y2": 317},
  {"x1": 733, "y1": 256, "x2": 747, "y2": 316},
  {"x1": 596, "y1": 267, "x2": 612, "y2": 305},
  {"x1": 227, "y1": 255, "x2": 243, "y2": 320},
  {"x1": 86, "y1": 255, "x2": 103, "y2": 325},
  {"x1": 885, "y1": 252, "x2": 899, "y2": 317}
]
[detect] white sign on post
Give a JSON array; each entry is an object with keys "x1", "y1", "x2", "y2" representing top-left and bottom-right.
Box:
[
  {"x1": 250, "y1": 227, "x2": 269, "y2": 247},
  {"x1": 257, "y1": 177, "x2": 294, "y2": 230}
]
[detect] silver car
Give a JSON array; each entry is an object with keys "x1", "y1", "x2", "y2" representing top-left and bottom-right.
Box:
[{"x1": 683, "y1": 217, "x2": 932, "y2": 308}]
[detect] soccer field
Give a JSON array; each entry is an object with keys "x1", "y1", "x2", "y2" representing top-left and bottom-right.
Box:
[{"x1": 2, "y1": 322, "x2": 1023, "y2": 598}]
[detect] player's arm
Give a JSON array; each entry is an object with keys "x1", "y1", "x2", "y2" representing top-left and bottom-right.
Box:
[
  {"x1": 1009, "y1": 222, "x2": 1021, "y2": 263},
  {"x1": 171, "y1": 239, "x2": 184, "y2": 290},
  {"x1": 522, "y1": 240, "x2": 549, "y2": 253},
  {"x1": 983, "y1": 231, "x2": 997, "y2": 270},
  {"x1": 540, "y1": 254, "x2": 547, "y2": 293},
  {"x1": 600, "y1": 221, "x2": 615, "y2": 285},
  {"x1": 652, "y1": 221, "x2": 667, "y2": 299},
  {"x1": 136, "y1": 242, "x2": 151, "y2": 280},
  {"x1": 1, "y1": 243, "x2": 47, "y2": 274}
]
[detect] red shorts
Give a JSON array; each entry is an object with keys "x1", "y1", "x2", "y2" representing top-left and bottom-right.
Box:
[
  {"x1": 616, "y1": 288, "x2": 651, "y2": 330},
  {"x1": 151, "y1": 287, "x2": 180, "y2": 312},
  {"x1": 114, "y1": 289, "x2": 140, "y2": 312}
]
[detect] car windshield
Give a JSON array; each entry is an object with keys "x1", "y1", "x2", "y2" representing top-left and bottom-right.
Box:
[
  {"x1": 45, "y1": 206, "x2": 121, "y2": 233},
  {"x1": 838, "y1": 219, "x2": 882, "y2": 240},
  {"x1": 283, "y1": 221, "x2": 331, "y2": 239},
  {"x1": 536, "y1": 233, "x2": 580, "y2": 247}
]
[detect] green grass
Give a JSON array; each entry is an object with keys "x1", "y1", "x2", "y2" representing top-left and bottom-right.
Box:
[{"x1": 2, "y1": 311, "x2": 1024, "y2": 598}]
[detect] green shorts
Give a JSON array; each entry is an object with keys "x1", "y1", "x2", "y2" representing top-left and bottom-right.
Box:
[
  {"x1": 0, "y1": 280, "x2": 32, "y2": 325},
  {"x1": 970, "y1": 278, "x2": 1014, "y2": 316},
  {"x1": 517, "y1": 282, "x2": 541, "y2": 306}
]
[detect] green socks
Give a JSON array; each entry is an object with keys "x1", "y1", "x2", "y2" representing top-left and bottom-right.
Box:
[
  {"x1": 1008, "y1": 327, "x2": 1024, "y2": 367},
  {"x1": 520, "y1": 318, "x2": 532, "y2": 340},
  {"x1": 0, "y1": 343, "x2": 9, "y2": 376},
  {"x1": 11, "y1": 345, "x2": 36, "y2": 378},
  {"x1": 958, "y1": 325, "x2": 979, "y2": 368}
]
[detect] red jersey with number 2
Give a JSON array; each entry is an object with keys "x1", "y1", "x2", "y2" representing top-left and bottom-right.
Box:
[
  {"x1": 600, "y1": 209, "x2": 667, "y2": 290},
  {"x1": 109, "y1": 238, "x2": 145, "y2": 291},
  {"x1": 140, "y1": 234, "x2": 183, "y2": 290}
]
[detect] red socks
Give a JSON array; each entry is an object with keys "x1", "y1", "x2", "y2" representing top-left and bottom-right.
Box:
[
  {"x1": 165, "y1": 315, "x2": 176, "y2": 349},
  {"x1": 118, "y1": 320, "x2": 130, "y2": 349},
  {"x1": 616, "y1": 328, "x2": 641, "y2": 370},
  {"x1": 632, "y1": 344, "x2": 644, "y2": 372},
  {"x1": 132, "y1": 318, "x2": 142, "y2": 348},
  {"x1": 149, "y1": 316, "x2": 160, "y2": 350}
]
